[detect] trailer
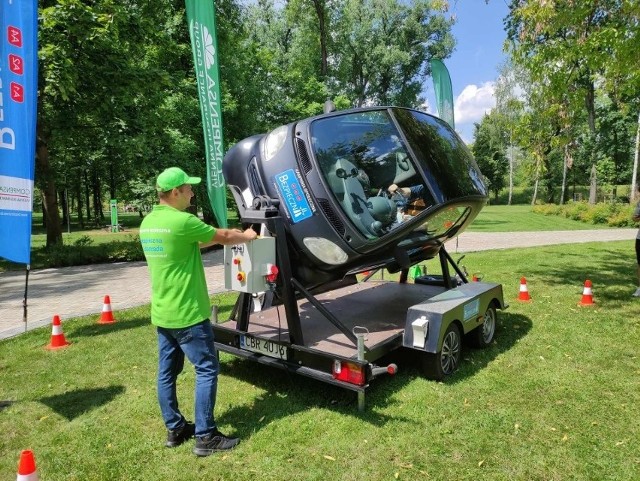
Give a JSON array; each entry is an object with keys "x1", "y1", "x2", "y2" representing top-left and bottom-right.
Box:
[
  {"x1": 213, "y1": 210, "x2": 506, "y2": 410},
  {"x1": 212, "y1": 105, "x2": 507, "y2": 409}
]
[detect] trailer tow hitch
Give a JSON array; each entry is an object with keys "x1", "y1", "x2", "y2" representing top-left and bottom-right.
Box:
[{"x1": 371, "y1": 363, "x2": 398, "y2": 378}]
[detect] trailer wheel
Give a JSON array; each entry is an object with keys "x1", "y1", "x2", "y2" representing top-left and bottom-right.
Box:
[
  {"x1": 421, "y1": 323, "x2": 461, "y2": 381},
  {"x1": 468, "y1": 306, "x2": 496, "y2": 348}
]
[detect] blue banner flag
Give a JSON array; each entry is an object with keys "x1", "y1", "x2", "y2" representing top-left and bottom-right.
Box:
[
  {"x1": 0, "y1": 0, "x2": 37, "y2": 264},
  {"x1": 430, "y1": 59, "x2": 455, "y2": 129}
]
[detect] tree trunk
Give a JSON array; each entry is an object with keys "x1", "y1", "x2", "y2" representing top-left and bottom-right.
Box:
[
  {"x1": 588, "y1": 163, "x2": 597, "y2": 204},
  {"x1": 560, "y1": 144, "x2": 568, "y2": 205},
  {"x1": 35, "y1": 125, "x2": 63, "y2": 247},
  {"x1": 585, "y1": 80, "x2": 598, "y2": 204},
  {"x1": 109, "y1": 160, "x2": 116, "y2": 200},
  {"x1": 311, "y1": 0, "x2": 328, "y2": 77},
  {"x1": 631, "y1": 111, "x2": 639, "y2": 203},
  {"x1": 59, "y1": 188, "x2": 68, "y2": 228},
  {"x1": 92, "y1": 167, "x2": 104, "y2": 223},
  {"x1": 75, "y1": 174, "x2": 84, "y2": 228},
  {"x1": 531, "y1": 166, "x2": 539, "y2": 206},
  {"x1": 507, "y1": 134, "x2": 514, "y2": 205},
  {"x1": 84, "y1": 170, "x2": 92, "y2": 223}
]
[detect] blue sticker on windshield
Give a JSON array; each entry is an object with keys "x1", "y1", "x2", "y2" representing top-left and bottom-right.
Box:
[{"x1": 274, "y1": 169, "x2": 313, "y2": 223}]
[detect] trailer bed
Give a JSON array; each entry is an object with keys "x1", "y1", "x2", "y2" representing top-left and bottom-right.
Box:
[{"x1": 217, "y1": 281, "x2": 445, "y2": 358}]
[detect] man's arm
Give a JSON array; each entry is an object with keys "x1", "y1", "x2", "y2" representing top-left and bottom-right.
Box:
[
  {"x1": 200, "y1": 227, "x2": 257, "y2": 248},
  {"x1": 388, "y1": 184, "x2": 411, "y2": 198}
]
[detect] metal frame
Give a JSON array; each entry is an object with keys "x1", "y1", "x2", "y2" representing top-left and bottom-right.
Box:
[{"x1": 215, "y1": 208, "x2": 476, "y2": 410}]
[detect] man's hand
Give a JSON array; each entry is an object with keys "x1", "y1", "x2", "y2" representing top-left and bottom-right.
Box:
[
  {"x1": 243, "y1": 228, "x2": 258, "y2": 241},
  {"x1": 208, "y1": 226, "x2": 259, "y2": 246},
  {"x1": 388, "y1": 184, "x2": 409, "y2": 197}
]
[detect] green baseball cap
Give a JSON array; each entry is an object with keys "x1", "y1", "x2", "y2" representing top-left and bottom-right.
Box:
[{"x1": 156, "y1": 167, "x2": 201, "y2": 192}]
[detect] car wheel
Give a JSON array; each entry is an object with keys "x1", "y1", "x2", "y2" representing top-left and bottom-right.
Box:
[
  {"x1": 421, "y1": 322, "x2": 462, "y2": 381},
  {"x1": 468, "y1": 306, "x2": 496, "y2": 348}
]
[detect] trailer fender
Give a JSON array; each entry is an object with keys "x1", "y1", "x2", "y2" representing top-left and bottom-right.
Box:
[{"x1": 402, "y1": 282, "x2": 506, "y2": 353}]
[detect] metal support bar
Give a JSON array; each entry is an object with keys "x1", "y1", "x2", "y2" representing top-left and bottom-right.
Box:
[
  {"x1": 233, "y1": 292, "x2": 253, "y2": 332},
  {"x1": 442, "y1": 247, "x2": 468, "y2": 284},
  {"x1": 271, "y1": 217, "x2": 304, "y2": 345},
  {"x1": 438, "y1": 248, "x2": 454, "y2": 289},
  {"x1": 290, "y1": 278, "x2": 361, "y2": 347},
  {"x1": 356, "y1": 332, "x2": 366, "y2": 411}
]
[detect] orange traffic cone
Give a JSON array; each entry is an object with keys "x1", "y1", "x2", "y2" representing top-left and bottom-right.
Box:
[
  {"x1": 517, "y1": 277, "x2": 532, "y2": 302},
  {"x1": 46, "y1": 315, "x2": 71, "y2": 350},
  {"x1": 578, "y1": 279, "x2": 595, "y2": 306},
  {"x1": 16, "y1": 450, "x2": 38, "y2": 480},
  {"x1": 97, "y1": 295, "x2": 116, "y2": 324}
]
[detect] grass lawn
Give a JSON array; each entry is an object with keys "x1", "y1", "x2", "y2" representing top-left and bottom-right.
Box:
[
  {"x1": 466, "y1": 205, "x2": 616, "y2": 232},
  {"x1": 1, "y1": 241, "x2": 639, "y2": 480}
]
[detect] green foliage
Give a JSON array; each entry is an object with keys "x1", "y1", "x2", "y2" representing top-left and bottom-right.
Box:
[
  {"x1": 532, "y1": 201, "x2": 637, "y2": 227},
  {"x1": 39, "y1": 235, "x2": 143, "y2": 268},
  {"x1": 503, "y1": 0, "x2": 640, "y2": 206},
  {"x1": 467, "y1": 205, "x2": 615, "y2": 232},
  {"x1": 472, "y1": 112, "x2": 509, "y2": 199}
]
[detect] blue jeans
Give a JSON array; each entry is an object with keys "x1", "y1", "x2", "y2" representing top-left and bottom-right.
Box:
[{"x1": 157, "y1": 320, "x2": 218, "y2": 438}]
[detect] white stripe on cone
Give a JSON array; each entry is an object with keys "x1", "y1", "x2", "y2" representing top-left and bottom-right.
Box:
[
  {"x1": 17, "y1": 472, "x2": 39, "y2": 481},
  {"x1": 51, "y1": 325, "x2": 62, "y2": 335}
]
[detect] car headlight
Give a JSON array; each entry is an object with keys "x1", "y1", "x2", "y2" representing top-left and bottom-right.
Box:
[
  {"x1": 303, "y1": 237, "x2": 348, "y2": 265},
  {"x1": 263, "y1": 125, "x2": 288, "y2": 161}
]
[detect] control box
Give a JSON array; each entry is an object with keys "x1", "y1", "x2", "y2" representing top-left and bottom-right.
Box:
[{"x1": 224, "y1": 237, "x2": 276, "y2": 293}]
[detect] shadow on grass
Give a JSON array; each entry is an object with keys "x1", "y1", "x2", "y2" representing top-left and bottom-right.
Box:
[
  {"x1": 218, "y1": 358, "x2": 408, "y2": 431},
  {"x1": 520, "y1": 249, "x2": 637, "y2": 302},
  {"x1": 39, "y1": 385, "x2": 125, "y2": 420},
  {"x1": 69, "y1": 316, "x2": 149, "y2": 338},
  {"x1": 216, "y1": 311, "x2": 531, "y2": 434},
  {"x1": 375, "y1": 312, "x2": 532, "y2": 387}
]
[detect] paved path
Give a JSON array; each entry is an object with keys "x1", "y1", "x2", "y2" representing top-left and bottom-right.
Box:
[{"x1": 1, "y1": 229, "x2": 636, "y2": 340}]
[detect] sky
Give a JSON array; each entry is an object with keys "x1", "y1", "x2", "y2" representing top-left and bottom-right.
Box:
[{"x1": 424, "y1": 0, "x2": 511, "y2": 144}]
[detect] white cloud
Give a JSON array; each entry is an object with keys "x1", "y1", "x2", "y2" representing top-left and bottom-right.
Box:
[{"x1": 454, "y1": 82, "x2": 496, "y2": 125}]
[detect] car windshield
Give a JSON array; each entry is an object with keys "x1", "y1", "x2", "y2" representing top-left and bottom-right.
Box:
[
  {"x1": 391, "y1": 108, "x2": 486, "y2": 203},
  {"x1": 310, "y1": 110, "x2": 434, "y2": 239}
]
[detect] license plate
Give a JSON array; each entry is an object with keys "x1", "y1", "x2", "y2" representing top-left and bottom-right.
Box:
[{"x1": 240, "y1": 334, "x2": 288, "y2": 360}]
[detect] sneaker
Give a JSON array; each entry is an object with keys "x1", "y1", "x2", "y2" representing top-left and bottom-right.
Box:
[
  {"x1": 633, "y1": 287, "x2": 640, "y2": 298},
  {"x1": 192, "y1": 429, "x2": 240, "y2": 456},
  {"x1": 165, "y1": 420, "x2": 195, "y2": 448}
]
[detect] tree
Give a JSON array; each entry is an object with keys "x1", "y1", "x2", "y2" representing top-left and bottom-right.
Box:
[
  {"x1": 472, "y1": 112, "x2": 509, "y2": 201},
  {"x1": 38, "y1": 0, "x2": 182, "y2": 244},
  {"x1": 334, "y1": 0, "x2": 454, "y2": 107},
  {"x1": 494, "y1": 60, "x2": 526, "y2": 204},
  {"x1": 506, "y1": 0, "x2": 640, "y2": 204}
]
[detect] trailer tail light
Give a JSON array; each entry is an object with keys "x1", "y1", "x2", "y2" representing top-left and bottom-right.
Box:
[{"x1": 332, "y1": 360, "x2": 365, "y2": 386}]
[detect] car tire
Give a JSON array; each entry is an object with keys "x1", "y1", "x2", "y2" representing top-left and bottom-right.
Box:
[
  {"x1": 421, "y1": 322, "x2": 462, "y2": 381},
  {"x1": 468, "y1": 306, "x2": 496, "y2": 348}
]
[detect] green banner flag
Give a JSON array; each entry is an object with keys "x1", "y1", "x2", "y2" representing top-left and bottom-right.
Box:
[
  {"x1": 429, "y1": 59, "x2": 455, "y2": 129},
  {"x1": 185, "y1": 0, "x2": 228, "y2": 227}
]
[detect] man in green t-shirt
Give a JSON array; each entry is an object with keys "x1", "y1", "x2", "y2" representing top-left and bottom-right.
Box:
[{"x1": 140, "y1": 166, "x2": 257, "y2": 456}]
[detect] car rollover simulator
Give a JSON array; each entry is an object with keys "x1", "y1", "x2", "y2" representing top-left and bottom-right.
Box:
[{"x1": 213, "y1": 106, "x2": 507, "y2": 409}]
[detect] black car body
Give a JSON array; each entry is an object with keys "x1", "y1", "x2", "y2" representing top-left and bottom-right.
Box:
[{"x1": 224, "y1": 106, "x2": 488, "y2": 290}]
